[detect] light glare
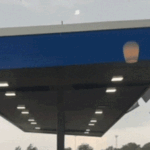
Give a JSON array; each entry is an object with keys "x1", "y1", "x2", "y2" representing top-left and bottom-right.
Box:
[{"x1": 123, "y1": 41, "x2": 139, "y2": 63}]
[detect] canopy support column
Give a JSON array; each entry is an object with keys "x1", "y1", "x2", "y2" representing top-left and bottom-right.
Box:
[{"x1": 57, "y1": 89, "x2": 65, "y2": 150}]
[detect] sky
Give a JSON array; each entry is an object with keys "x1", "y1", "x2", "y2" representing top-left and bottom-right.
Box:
[
  {"x1": 0, "y1": 1, "x2": 150, "y2": 150},
  {"x1": 1, "y1": 97, "x2": 150, "y2": 150},
  {"x1": 0, "y1": 0, "x2": 150, "y2": 27}
]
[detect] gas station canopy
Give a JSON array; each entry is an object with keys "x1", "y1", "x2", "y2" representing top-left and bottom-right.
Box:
[
  {"x1": 0, "y1": 20, "x2": 150, "y2": 137},
  {"x1": 0, "y1": 61, "x2": 149, "y2": 137}
]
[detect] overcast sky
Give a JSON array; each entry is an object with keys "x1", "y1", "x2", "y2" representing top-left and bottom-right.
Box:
[
  {"x1": 0, "y1": 1, "x2": 150, "y2": 150},
  {"x1": 0, "y1": 0, "x2": 150, "y2": 27},
  {"x1": 1, "y1": 97, "x2": 150, "y2": 150}
]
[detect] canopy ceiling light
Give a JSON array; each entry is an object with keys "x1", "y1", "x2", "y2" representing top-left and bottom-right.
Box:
[
  {"x1": 31, "y1": 122, "x2": 37, "y2": 125},
  {"x1": 90, "y1": 119, "x2": 97, "y2": 123},
  {"x1": 88, "y1": 123, "x2": 95, "y2": 126},
  {"x1": 123, "y1": 41, "x2": 139, "y2": 63},
  {"x1": 106, "y1": 88, "x2": 117, "y2": 93},
  {"x1": 0, "y1": 82, "x2": 9, "y2": 87},
  {"x1": 21, "y1": 111, "x2": 29, "y2": 114},
  {"x1": 95, "y1": 109, "x2": 103, "y2": 114},
  {"x1": 5, "y1": 92, "x2": 16, "y2": 96},
  {"x1": 111, "y1": 76, "x2": 123, "y2": 82},
  {"x1": 17, "y1": 105, "x2": 26, "y2": 110},
  {"x1": 28, "y1": 119, "x2": 35, "y2": 122},
  {"x1": 35, "y1": 127, "x2": 41, "y2": 130}
]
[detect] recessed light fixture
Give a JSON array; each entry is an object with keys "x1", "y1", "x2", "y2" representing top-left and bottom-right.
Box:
[
  {"x1": 111, "y1": 76, "x2": 123, "y2": 82},
  {"x1": 95, "y1": 109, "x2": 103, "y2": 114},
  {"x1": 35, "y1": 127, "x2": 41, "y2": 130},
  {"x1": 28, "y1": 119, "x2": 35, "y2": 122},
  {"x1": 90, "y1": 119, "x2": 97, "y2": 123},
  {"x1": 5, "y1": 92, "x2": 16, "y2": 96},
  {"x1": 88, "y1": 123, "x2": 95, "y2": 126},
  {"x1": 84, "y1": 132, "x2": 89, "y2": 134},
  {"x1": 106, "y1": 88, "x2": 116, "y2": 93},
  {"x1": 31, "y1": 122, "x2": 37, "y2": 125},
  {"x1": 17, "y1": 105, "x2": 26, "y2": 110},
  {"x1": 0, "y1": 82, "x2": 9, "y2": 87},
  {"x1": 86, "y1": 129, "x2": 90, "y2": 132},
  {"x1": 21, "y1": 111, "x2": 29, "y2": 114}
]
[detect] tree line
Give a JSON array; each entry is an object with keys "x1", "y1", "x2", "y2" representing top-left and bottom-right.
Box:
[
  {"x1": 15, "y1": 142, "x2": 150, "y2": 150},
  {"x1": 65, "y1": 142, "x2": 150, "y2": 150},
  {"x1": 105, "y1": 142, "x2": 150, "y2": 150},
  {"x1": 15, "y1": 144, "x2": 38, "y2": 150}
]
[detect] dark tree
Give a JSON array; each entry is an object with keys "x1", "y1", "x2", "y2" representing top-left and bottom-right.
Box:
[
  {"x1": 121, "y1": 143, "x2": 140, "y2": 150},
  {"x1": 15, "y1": 146, "x2": 21, "y2": 150},
  {"x1": 27, "y1": 144, "x2": 33, "y2": 150},
  {"x1": 65, "y1": 147, "x2": 72, "y2": 150},
  {"x1": 106, "y1": 146, "x2": 113, "y2": 150},
  {"x1": 27, "y1": 144, "x2": 38, "y2": 150},
  {"x1": 142, "y1": 142, "x2": 150, "y2": 150},
  {"x1": 78, "y1": 144, "x2": 93, "y2": 150}
]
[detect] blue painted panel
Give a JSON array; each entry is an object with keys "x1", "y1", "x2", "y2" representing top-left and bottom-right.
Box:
[{"x1": 0, "y1": 28, "x2": 149, "y2": 69}]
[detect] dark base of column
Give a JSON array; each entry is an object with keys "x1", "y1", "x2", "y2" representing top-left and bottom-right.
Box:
[{"x1": 57, "y1": 90, "x2": 65, "y2": 150}]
